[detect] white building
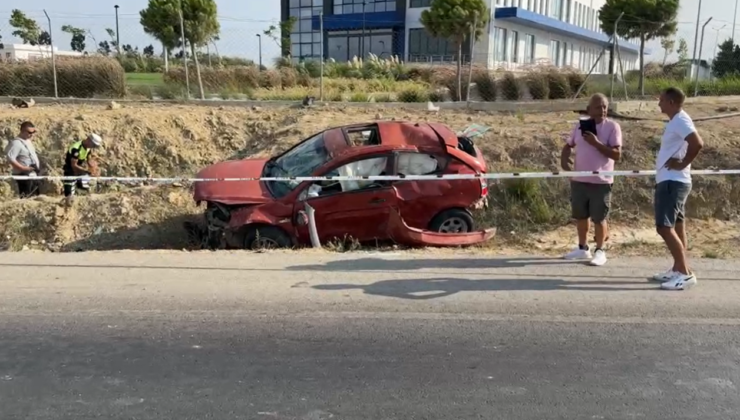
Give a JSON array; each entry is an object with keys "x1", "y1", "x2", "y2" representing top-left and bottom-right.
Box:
[
  {"x1": 0, "y1": 43, "x2": 83, "y2": 61},
  {"x1": 283, "y1": 0, "x2": 646, "y2": 73}
]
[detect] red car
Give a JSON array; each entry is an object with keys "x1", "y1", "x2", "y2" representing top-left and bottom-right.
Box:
[{"x1": 191, "y1": 121, "x2": 495, "y2": 249}]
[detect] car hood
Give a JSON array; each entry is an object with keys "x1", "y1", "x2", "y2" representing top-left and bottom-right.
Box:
[{"x1": 193, "y1": 159, "x2": 272, "y2": 205}]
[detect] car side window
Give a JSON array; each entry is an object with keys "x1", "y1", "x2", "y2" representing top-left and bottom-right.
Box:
[
  {"x1": 396, "y1": 152, "x2": 448, "y2": 176},
  {"x1": 346, "y1": 127, "x2": 380, "y2": 147},
  {"x1": 309, "y1": 156, "x2": 391, "y2": 198}
]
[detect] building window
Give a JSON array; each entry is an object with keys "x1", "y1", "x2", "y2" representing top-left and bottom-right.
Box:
[
  {"x1": 524, "y1": 33, "x2": 535, "y2": 63},
  {"x1": 494, "y1": 27, "x2": 507, "y2": 62},
  {"x1": 510, "y1": 30, "x2": 519, "y2": 63},
  {"x1": 333, "y1": 0, "x2": 395, "y2": 14},
  {"x1": 550, "y1": 39, "x2": 561, "y2": 66},
  {"x1": 408, "y1": 28, "x2": 457, "y2": 62},
  {"x1": 288, "y1": 0, "x2": 323, "y2": 61},
  {"x1": 409, "y1": 0, "x2": 432, "y2": 7},
  {"x1": 550, "y1": 0, "x2": 562, "y2": 19}
]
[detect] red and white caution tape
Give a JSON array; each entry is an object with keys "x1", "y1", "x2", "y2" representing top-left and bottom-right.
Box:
[{"x1": 2, "y1": 169, "x2": 740, "y2": 183}]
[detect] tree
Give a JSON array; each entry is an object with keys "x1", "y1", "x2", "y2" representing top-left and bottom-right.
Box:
[
  {"x1": 264, "y1": 16, "x2": 297, "y2": 57},
  {"x1": 9, "y1": 9, "x2": 42, "y2": 45},
  {"x1": 38, "y1": 31, "x2": 51, "y2": 45},
  {"x1": 599, "y1": 0, "x2": 678, "y2": 95},
  {"x1": 98, "y1": 40, "x2": 112, "y2": 55},
  {"x1": 420, "y1": 0, "x2": 490, "y2": 101},
  {"x1": 139, "y1": 0, "x2": 220, "y2": 98},
  {"x1": 660, "y1": 37, "x2": 675, "y2": 66},
  {"x1": 712, "y1": 39, "x2": 740, "y2": 79},
  {"x1": 143, "y1": 44, "x2": 155, "y2": 57},
  {"x1": 677, "y1": 37, "x2": 689, "y2": 61},
  {"x1": 62, "y1": 25, "x2": 86, "y2": 52}
]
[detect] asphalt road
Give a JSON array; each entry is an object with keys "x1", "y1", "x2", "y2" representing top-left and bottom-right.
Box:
[{"x1": 1, "y1": 250, "x2": 740, "y2": 420}]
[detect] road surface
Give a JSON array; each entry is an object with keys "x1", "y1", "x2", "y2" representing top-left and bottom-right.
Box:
[{"x1": 1, "y1": 250, "x2": 739, "y2": 420}]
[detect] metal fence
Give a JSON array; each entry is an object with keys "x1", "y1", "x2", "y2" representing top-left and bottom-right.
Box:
[{"x1": 0, "y1": 10, "x2": 734, "y2": 103}]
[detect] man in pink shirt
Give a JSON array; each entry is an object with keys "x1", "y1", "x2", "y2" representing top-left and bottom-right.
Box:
[{"x1": 560, "y1": 93, "x2": 623, "y2": 266}]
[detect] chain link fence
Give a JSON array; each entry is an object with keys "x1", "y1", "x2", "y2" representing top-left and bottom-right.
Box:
[{"x1": 0, "y1": 11, "x2": 739, "y2": 102}]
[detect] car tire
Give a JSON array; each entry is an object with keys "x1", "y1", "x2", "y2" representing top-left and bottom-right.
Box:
[
  {"x1": 428, "y1": 209, "x2": 475, "y2": 234},
  {"x1": 243, "y1": 225, "x2": 293, "y2": 250}
]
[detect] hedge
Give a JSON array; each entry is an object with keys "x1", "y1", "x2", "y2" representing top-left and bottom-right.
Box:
[{"x1": 0, "y1": 57, "x2": 126, "y2": 98}]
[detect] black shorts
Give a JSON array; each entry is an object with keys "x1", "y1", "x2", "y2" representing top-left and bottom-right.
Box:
[
  {"x1": 654, "y1": 181, "x2": 691, "y2": 228},
  {"x1": 570, "y1": 181, "x2": 612, "y2": 223}
]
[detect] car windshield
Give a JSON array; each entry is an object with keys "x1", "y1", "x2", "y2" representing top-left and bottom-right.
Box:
[{"x1": 265, "y1": 132, "x2": 331, "y2": 198}]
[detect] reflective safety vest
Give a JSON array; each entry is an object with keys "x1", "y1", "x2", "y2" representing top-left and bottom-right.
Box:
[{"x1": 68, "y1": 141, "x2": 90, "y2": 162}]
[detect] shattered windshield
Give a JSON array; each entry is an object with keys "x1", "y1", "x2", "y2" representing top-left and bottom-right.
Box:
[{"x1": 266, "y1": 132, "x2": 331, "y2": 198}]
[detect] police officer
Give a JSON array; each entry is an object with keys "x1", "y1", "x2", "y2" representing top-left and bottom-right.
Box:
[{"x1": 63, "y1": 133, "x2": 102, "y2": 199}]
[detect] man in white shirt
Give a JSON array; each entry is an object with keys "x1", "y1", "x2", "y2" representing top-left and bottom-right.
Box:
[
  {"x1": 5, "y1": 121, "x2": 41, "y2": 198},
  {"x1": 653, "y1": 87, "x2": 704, "y2": 290}
]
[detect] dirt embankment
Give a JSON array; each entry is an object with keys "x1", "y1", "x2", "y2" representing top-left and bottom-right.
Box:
[{"x1": 1, "y1": 101, "x2": 739, "y2": 256}]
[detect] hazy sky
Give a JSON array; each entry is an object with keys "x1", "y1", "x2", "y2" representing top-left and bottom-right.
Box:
[{"x1": 0, "y1": 0, "x2": 734, "y2": 63}]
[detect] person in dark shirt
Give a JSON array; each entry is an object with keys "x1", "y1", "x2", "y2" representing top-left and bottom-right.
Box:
[{"x1": 62, "y1": 134, "x2": 102, "y2": 200}]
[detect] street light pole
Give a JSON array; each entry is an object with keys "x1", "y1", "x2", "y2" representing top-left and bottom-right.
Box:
[
  {"x1": 690, "y1": 0, "x2": 702, "y2": 81},
  {"x1": 733, "y1": 0, "x2": 739, "y2": 44},
  {"x1": 114, "y1": 5, "x2": 120, "y2": 56},
  {"x1": 695, "y1": 17, "x2": 713, "y2": 97},
  {"x1": 256, "y1": 34, "x2": 262, "y2": 70}
]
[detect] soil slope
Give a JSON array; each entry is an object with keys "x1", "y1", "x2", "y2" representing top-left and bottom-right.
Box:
[{"x1": 1, "y1": 100, "x2": 739, "y2": 256}]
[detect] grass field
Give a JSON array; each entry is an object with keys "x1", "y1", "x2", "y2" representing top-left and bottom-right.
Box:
[{"x1": 125, "y1": 72, "x2": 164, "y2": 86}]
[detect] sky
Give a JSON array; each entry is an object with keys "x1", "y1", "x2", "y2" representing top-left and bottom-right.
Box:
[
  {"x1": 0, "y1": 0, "x2": 735, "y2": 64},
  {"x1": 0, "y1": 0, "x2": 282, "y2": 62}
]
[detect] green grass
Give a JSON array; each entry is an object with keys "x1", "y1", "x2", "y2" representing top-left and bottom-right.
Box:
[{"x1": 125, "y1": 72, "x2": 165, "y2": 86}]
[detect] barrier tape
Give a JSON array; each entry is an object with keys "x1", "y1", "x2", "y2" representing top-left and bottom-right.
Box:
[{"x1": 2, "y1": 169, "x2": 740, "y2": 182}]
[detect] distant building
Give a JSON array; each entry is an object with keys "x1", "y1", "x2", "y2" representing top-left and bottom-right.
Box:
[
  {"x1": 280, "y1": 0, "x2": 647, "y2": 73},
  {"x1": 0, "y1": 43, "x2": 84, "y2": 61}
]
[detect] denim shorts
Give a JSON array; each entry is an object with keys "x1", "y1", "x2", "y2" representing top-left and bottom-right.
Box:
[{"x1": 654, "y1": 181, "x2": 692, "y2": 228}]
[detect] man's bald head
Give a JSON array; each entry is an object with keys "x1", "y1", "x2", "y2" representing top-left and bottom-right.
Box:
[{"x1": 587, "y1": 93, "x2": 609, "y2": 121}]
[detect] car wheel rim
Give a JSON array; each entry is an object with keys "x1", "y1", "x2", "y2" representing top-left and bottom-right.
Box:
[
  {"x1": 253, "y1": 237, "x2": 280, "y2": 249},
  {"x1": 439, "y1": 217, "x2": 469, "y2": 233}
]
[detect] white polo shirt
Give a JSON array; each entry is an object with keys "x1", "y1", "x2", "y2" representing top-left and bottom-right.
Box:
[{"x1": 655, "y1": 110, "x2": 696, "y2": 184}]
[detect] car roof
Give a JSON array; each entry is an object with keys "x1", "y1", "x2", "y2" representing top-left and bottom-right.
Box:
[{"x1": 326, "y1": 121, "x2": 457, "y2": 150}]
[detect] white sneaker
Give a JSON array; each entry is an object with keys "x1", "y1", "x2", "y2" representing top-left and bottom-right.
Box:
[
  {"x1": 564, "y1": 247, "x2": 592, "y2": 260},
  {"x1": 589, "y1": 249, "x2": 607, "y2": 266},
  {"x1": 660, "y1": 273, "x2": 697, "y2": 290},
  {"x1": 652, "y1": 269, "x2": 678, "y2": 282}
]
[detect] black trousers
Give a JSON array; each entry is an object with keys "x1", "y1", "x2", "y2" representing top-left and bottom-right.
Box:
[
  {"x1": 15, "y1": 179, "x2": 41, "y2": 198},
  {"x1": 63, "y1": 179, "x2": 89, "y2": 197}
]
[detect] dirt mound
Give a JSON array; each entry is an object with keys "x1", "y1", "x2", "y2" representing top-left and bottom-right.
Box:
[{"x1": 1, "y1": 100, "x2": 740, "y2": 254}]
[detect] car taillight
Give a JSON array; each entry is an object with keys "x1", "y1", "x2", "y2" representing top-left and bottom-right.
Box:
[{"x1": 480, "y1": 177, "x2": 488, "y2": 197}]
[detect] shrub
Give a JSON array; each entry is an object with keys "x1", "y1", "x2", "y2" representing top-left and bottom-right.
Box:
[
  {"x1": 279, "y1": 67, "x2": 298, "y2": 88},
  {"x1": 500, "y1": 72, "x2": 522, "y2": 101},
  {"x1": 397, "y1": 87, "x2": 429, "y2": 102},
  {"x1": 0, "y1": 56, "x2": 126, "y2": 98},
  {"x1": 428, "y1": 90, "x2": 446, "y2": 102},
  {"x1": 164, "y1": 65, "x2": 261, "y2": 92},
  {"x1": 473, "y1": 71, "x2": 497, "y2": 101},
  {"x1": 565, "y1": 72, "x2": 588, "y2": 97},
  {"x1": 526, "y1": 74, "x2": 549, "y2": 100},
  {"x1": 259, "y1": 69, "x2": 282, "y2": 89},
  {"x1": 546, "y1": 71, "x2": 571, "y2": 99}
]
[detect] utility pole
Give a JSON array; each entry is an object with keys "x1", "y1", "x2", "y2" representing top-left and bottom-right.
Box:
[
  {"x1": 690, "y1": 0, "x2": 702, "y2": 81},
  {"x1": 114, "y1": 5, "x2": 121, "y2": 56},
  {"x1": 256, "y1": 34, "x2": 262, "y2": 70},
  {"x1": 733, "y1": 0, "x2": 739, "y2": 44},
  {"x1": 695, "y1": 17, "x2": 713, "y2": 97},
  {"x1": 714, "y1": 24, "x2": 727, "y2": 59}
]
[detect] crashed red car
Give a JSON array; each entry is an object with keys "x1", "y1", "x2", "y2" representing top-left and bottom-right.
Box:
[{"x1": 190, "y1": 121, "x2": 495, "y2": 249}]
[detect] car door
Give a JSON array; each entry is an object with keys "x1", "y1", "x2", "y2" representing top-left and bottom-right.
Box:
[{"x1": 294, "y1": 154, "x2": 398, "y2": 244}]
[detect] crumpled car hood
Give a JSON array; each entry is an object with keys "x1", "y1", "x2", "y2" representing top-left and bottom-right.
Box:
[{"x1": 193, "y1": 159, "x2": 272, "y2": 205}]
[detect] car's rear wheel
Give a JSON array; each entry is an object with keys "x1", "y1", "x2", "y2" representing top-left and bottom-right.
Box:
[
  {"x1": 429, "y1": 209, "x2": 475, "y2": 234},
  {"x1": 243, "y1": 225, "x2": 293, "y2": 250}
]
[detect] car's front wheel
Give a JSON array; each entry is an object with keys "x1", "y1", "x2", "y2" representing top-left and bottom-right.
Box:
[
  {"x1": 243, "y1": 225, "x2": 293, "y2": 250},
  {"x1": 428, "y1": 209, "x2": 475, "y2": 234}
]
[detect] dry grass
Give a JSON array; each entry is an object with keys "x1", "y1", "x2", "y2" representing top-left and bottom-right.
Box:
[
  {"x1": 1, "y1": 99, "x2": 740, "y2": 253},
  {"x1": 0, "y1": 57, "x2": 126, "y2": 98}
]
